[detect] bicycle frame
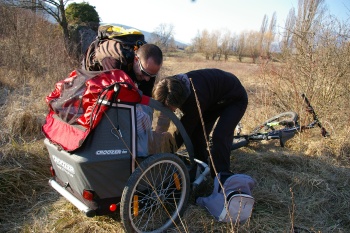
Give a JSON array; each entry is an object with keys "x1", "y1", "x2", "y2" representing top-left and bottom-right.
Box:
[{"x1": 301, "y1": 93, "x2": 328, "y2": 137}]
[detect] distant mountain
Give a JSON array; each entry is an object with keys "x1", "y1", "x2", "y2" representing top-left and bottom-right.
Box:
[{"x1": 103, "y1": 23, "x2": 188, "y2": 48}]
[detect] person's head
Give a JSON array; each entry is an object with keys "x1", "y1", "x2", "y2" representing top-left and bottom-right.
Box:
[
  {"x1": 133, "y1": 44, "x2": 163, "y2": 82},
  {"x1": 153, "y1": 76, "x2": 190, "y2": 111}
]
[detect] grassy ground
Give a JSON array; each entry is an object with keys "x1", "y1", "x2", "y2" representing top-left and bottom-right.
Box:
[{"x1": 1, "y1": 53, "x2": 349, "y2": 233}]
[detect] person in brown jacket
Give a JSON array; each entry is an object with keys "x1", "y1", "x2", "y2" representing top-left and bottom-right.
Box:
[{"x1": 91, "y1": 41, "x2": 163, "y2": 97}]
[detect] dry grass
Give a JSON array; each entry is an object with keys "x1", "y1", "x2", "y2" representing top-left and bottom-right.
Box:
[
  {"x1": 1, "y1": 5, "x2": 350, "y2": 233},
  {"x1": 1, "y1": 54, "x2": 349, "y2": 233}
]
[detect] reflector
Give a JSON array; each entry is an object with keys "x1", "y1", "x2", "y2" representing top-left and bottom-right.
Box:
[
  {"x1": 50, "y1": 166, "x2": 55, "y2": 177},
  {"x1": 109, "y1": 204, "x2": 117, "y2": 212},
  {"x1": 174, "y1": 173, "x2": 181, "y2": 190},
  {"x1": 133, "y1": 195, "x2": 139, "y2": 216},
  {"x1": 82, "y1": 190, "x2": 94, "y2": 201}
]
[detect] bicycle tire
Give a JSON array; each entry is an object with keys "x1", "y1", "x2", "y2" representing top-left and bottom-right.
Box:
[
  {"x1": 251, "y1": 111, "x2": 298, "y2": 134},
  {"x1": 120, "y1": 153, "x2": 190, "y2": 233}
]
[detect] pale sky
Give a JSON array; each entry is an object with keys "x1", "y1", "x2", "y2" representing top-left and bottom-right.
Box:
[{"x1": 75, "y1": 0, "x2": 349, "y2": 44}]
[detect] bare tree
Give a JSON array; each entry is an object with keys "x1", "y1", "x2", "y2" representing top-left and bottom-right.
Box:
[
  {"x1": 235, "y1": 32, "x2": 246, "y2": 62},
  {"x1": 191, "y1": 30, "x2": 202, "y2": 52},
  {"x1": 280, "y1": 7, "x2": 296, "y2": 54},
  {"x1": 220, "y1": 29, "x2": 233, "y2": 61},
  {"x1": 184, "y1": 44, "x2": 195, "y2": 58},
  {"x1": 201, "y1": 30, "x2": 211, "y2": 60},
  {"x1": 191, "y1": 29, "x2": 211, "y2": 59},
  {"x1": 209, "y1": 30, "x2": 220, "y2": 60},
  {"x1": 150, "y1": 23, "x2": 175, "y2": 52},
  {"x1": 259, "y1": 14, "x2": 268, "y2": 56},
  {"x1": 246, "y1": 31, "x2": 260, "y2": 63},
  {"x1": 265, "y1": 12, "x2": 276, "y2": 58},
  {"x1": 293, "y1": 0, "x2": 326, "y2": 57},
  {"x1": 258, "y1": 12, "x2": 276, "y2": 61}
]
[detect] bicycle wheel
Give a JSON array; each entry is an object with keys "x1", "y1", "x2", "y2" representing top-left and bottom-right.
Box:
[
  {"x1": 120, "y1": 153, "x2": 190, "y2": 233},
  {"x1": 251, "y1": 111, "x2": 298, "y2": 134}
]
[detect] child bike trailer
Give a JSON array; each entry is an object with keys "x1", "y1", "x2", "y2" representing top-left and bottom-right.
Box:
[{"x1": 42, "y1": 69, "x2": 195, "y2": 233}]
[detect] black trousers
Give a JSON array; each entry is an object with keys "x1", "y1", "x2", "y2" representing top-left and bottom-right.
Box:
[{"x1": 191, "y1": 95, "x2": 248, "y2": 178}]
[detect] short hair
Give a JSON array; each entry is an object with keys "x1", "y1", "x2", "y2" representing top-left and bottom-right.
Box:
[
  {"x1": 153, "y1": 77, "x2": 189, "y2": 108},
  {"x1": 137, "y1": 44, "x2": 163, "y2": 65}
]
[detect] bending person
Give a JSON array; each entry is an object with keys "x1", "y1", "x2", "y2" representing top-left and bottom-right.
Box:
[{"x1": 153, "y1": 68, "x2": 248, "y2": 178}]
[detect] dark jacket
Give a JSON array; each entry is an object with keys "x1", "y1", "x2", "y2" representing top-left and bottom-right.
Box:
[{"x1": 175, "y1": 68, "x2": 247, "y2": 147}]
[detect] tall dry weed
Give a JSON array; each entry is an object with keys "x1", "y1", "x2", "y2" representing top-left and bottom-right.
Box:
[{"x1": 0, "y1": 5, "x2": 78, "y2": 232}]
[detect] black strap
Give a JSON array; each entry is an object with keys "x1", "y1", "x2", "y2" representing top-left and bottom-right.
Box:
[{"x1": 226, "y1": 190, "x2": 249, "y2": 201}]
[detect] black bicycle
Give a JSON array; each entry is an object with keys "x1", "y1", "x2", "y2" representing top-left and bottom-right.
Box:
[
  {"x1": 191, "y1": 93, "x2": 329, "y2": 188},
  {"x1": 231, "y1": 93, "x2": 329, "y2": 150}
]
